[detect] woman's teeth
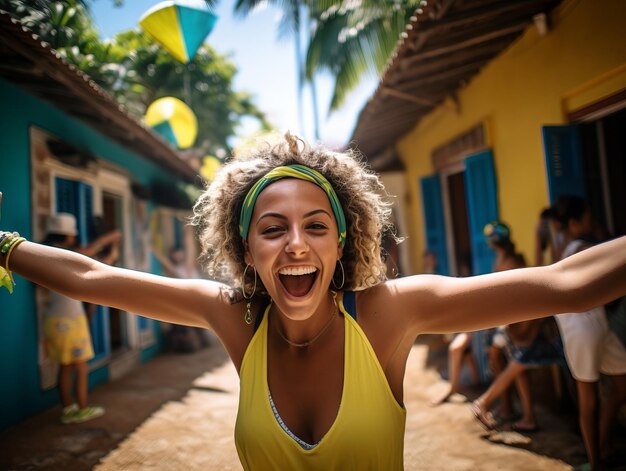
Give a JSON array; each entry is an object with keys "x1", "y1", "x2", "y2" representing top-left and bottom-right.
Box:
[{"x1": 278, "y1": 266, "x2": 317, "y2": 276}]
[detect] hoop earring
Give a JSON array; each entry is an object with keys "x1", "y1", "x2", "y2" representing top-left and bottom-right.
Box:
[
  {"x1": 332, "y1": 259, "x2": 345, "y2": 290},
  {"x1": 242, "y1": 264, "x2": 257, "y2": 324}
]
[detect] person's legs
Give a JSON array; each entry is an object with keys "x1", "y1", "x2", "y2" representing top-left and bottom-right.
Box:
[
  {"x1": 75, "y1": 361, "x2": 89, "y2": 409},
  {"x1": 66, "y1": 360, "x2": 105, "y2": 423},
  {"x1": 450, "y1": 333, "x2": 473, "y2": 391},
  {"x1": 58, "y1": 363, "x2": 75, "y2": 408},
  {"x1": 577, "y1": 380, "x2": 600, "y2": 470},
  {"x1": 600, "y1": 374, "x2": 626, "y2": 460},
  {"x1": 488, "y1": 344, "x2": 513, "y2": 419},
  {"x1": 431, "y1": 333, "x2": 473, "y2": 405},
  {"x1": 465, "y1": 348, "x2": 480, "y2": 387},
  {"x1": 512, "y1": 368, "x2": 537, "y2": 431},
  {"x1": 597, "y1": 327, "x2": 626, "y2": 460},
  {"x1": 472, "y1": 361, "x2": 525, "y2": 429}
]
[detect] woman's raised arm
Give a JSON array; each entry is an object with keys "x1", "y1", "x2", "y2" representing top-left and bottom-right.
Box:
[
  {"x1": 368, "y1": 235, "x2": 626, "y2": 336},
  {"x1": 2, "y1": 240, "x2": 237, "y2": 329}
]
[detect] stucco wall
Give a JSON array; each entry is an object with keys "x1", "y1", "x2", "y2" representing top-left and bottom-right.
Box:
[{"x1": 397, "y1": 0, "x2": 626, "y2": 269}]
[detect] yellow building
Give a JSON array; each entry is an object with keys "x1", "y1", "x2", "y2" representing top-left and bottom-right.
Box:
[{"x1": 352, "y1": 0, "x2": 626, "y2": 276}]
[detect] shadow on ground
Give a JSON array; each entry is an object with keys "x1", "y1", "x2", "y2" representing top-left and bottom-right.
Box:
[
  {"x1": 0, "y1": 337, "x2": 230, "y2": 471},
  {"x1": 418, "y1": 334, "x2": 626, "y2": 470}
]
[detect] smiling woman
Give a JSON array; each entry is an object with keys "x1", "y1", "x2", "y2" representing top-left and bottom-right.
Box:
[
  {"x1": 2, "y1": 133, "x2": 626, "y2": 470},
  {"x1": 192, "y1": 133, "x2": 392, "y2": 296}
]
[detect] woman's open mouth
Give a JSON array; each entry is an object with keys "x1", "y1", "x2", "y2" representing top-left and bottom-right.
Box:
[{"x1": 278, "y1": 266, "x2": 318, "y2": 298}]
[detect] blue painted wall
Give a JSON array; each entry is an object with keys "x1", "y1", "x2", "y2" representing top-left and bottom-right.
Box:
[{"x1": 0, "y1": 78, "x2": 183, "y2": 429}]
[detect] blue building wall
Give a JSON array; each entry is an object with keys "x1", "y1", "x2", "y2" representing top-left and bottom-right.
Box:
[{"x1": 0, "y1": 79, "x2": 182, "y2": 429}]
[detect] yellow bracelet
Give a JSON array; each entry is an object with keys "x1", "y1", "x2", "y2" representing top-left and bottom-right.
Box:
[{"x1": 4, "y1": 237, "x2": 26, "y2": 283}]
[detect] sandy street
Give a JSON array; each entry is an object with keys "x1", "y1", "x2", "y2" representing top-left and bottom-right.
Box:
[{"x1": 96, "y1": 337, "x2": 592, "y2": 471}]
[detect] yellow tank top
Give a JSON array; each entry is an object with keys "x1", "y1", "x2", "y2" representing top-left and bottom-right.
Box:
[{"x1": 235, "y1": 293, "x2": 406, "y2": 470}]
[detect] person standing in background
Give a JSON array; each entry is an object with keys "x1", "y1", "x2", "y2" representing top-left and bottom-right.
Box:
[
  {"x1": 2, "y1": 135, "x2": 626, "y2": 469},
  {"x1": 152, "y1": 244, "x2": 211, "y2": 353},
  {"x1": 551, "y1": 196, "x2": 626, "y2": 470},
  {"x1": 41, "y1": 213, "x2": 121, "y2": 424}
]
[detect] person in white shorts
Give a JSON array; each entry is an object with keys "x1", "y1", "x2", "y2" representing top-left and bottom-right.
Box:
[
  {"x1": 552, "y1": 196, "x2": 626, "y2": 470},
  {"x1": 557, "y1": 304, "x2": 626, "y2": 384}
]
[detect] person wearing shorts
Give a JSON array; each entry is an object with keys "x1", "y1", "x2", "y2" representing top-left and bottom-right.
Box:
[
  {"x1": 556, "y1": 303, "x2": 626, "y2": 469},
  {"x1": 44, "y1": 313, "x2": 94, "y2": 365},
  {"x1": 42, "y1": 213, "x2": 120, "y2": 424},
  {"x1": 552, "y1": 196, "x2": 626, "y2": 469},
  {"x1": 557, "y1": 308, "x2": 626, "y2": 383}
]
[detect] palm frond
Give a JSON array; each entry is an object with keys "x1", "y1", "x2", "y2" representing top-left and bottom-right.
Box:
[
  {"x1": 306, "y1": 1, "x2": 420, "y2": 111},
  {"x1": 233, "y1": 0, "x2": 272, "y2": 17}
]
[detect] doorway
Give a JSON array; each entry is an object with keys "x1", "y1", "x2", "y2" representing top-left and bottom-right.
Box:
[
  {"x1": 447, "y1": 171, "x2": 473, "y2": 276},
  {"x1": 578, "y1": 107, "x2": 626, "y2": 238},
  {"x1": 102, "y1": 191, "x2": 127, "y2": 353}
]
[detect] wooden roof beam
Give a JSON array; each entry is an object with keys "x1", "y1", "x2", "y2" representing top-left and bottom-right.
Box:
[
  {"x1": 430, "y1": 0, "x2": 458, "y2": 21},
  {"x1": 362, "y1": 106, "x2": 426, "y2": 124},
  {"x1": 380, "y1": 87, "x2": 435, "y2": 107},
  {"x1": 412, "y1": 22, "x2": 527, "y2": 61},
  {"x1": 395, "y1": 60, "x2": 484, "y2": 91},
  {"x1": 400, "y1": 35, "x2": 510, "y2": 71},
  {"x1": 417, "y1": 0, "x2": 556, "y2": 35}
]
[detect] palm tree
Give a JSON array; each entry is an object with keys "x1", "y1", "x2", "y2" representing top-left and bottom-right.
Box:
[
  {"x1": 233, "y1": 0, "x2": 321, "y2": 140},
  {"x1": 0, "y1": 0, "x2": 94, "y2": 49},
  {"x1": 306, "y1": 0, "x2": 422, "y2": 113}
]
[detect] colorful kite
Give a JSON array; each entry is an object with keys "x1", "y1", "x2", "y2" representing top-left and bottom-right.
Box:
[{"x1": 139, "y1": 0, "x2": 217, "y2": 63}]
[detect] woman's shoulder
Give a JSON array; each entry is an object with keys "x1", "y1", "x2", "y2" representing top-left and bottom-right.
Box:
[{"x1": 352, "y1": 274, "x2": 437, "y2": 320}]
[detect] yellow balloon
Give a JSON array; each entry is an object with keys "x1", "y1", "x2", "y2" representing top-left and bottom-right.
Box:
[
  {"x1": 200, "y1": 155, "x2": 222, "y2": 182},
  {"x1": 145, "y1": 97, "x2": 198, "y2": 149}
]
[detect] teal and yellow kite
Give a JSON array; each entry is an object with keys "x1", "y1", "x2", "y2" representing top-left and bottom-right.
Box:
[{"x1": 140, "y1": 0, "x2": 218, "y2": 63}]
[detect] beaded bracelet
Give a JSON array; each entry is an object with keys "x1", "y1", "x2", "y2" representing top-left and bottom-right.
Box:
[
  {"x1": 0, "y1": 231, "x2": 14, "y2": 248},
  {"x1": 0, "y1": 232, "x2": 26, "y2": 294},
  {"x1": 0, "y1": 232, "x2": 19, "y2": 254}
]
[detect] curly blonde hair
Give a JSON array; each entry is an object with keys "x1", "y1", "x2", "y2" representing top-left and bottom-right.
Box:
[{"x1": 191, "y1": 133, "x2": 393, "y2": 295}]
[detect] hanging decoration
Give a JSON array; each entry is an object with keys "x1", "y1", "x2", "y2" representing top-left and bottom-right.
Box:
[
  {"x1": 145, "y1": 97, "x2": 198, "y2": 149},
  {"x1": 200, "y1": 155, "x2": 222, "y2": 182},
  {"x1": 139, "y1": 0, "x2": 218, "y2": 63}
]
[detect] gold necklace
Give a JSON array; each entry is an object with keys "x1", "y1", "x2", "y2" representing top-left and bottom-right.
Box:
[{"x1": 273, "y1": 293, "x2": 338, "y2": 348}]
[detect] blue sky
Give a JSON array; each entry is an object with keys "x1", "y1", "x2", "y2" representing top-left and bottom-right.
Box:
[{"x1": 89, "y1": 0, "x2": 378, "y2": 148}]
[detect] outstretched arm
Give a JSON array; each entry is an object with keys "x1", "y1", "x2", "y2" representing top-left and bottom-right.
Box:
[
  {"x1": 366, "y1": 235, "x2": 626, "y2": 336},
  {"x1": 2, "y1": 240, "x2": 236, "y2": 330}
]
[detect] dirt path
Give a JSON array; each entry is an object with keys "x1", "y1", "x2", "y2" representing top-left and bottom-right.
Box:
[{"x1": 96, "y1": 337, "x2": 593, "y2": 470}]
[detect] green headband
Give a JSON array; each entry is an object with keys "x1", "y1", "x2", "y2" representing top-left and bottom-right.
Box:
[{"x1": 239, "y1": 164, "x2": 347, "y2": 248}]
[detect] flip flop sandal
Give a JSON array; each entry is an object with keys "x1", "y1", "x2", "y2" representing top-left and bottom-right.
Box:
[{"x1": 471, "y1": 402, "x2": 496, "y2": 430}]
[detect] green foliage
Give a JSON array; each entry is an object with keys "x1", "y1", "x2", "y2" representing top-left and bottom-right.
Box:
[
  {"x1": 306, "y1": 0, "x2": 422, "y2": 112},
  {"x1": 107, "y1": 30, "x2": 271, "y2": 153},
  {"x1": 1, "y1": 0, "x2": 271, "y2": 155},
  {"x1": 1, "y1": 0, "x2": 95, "y2": 49}
]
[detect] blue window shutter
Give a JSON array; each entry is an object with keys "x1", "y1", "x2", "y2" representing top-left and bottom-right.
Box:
[
  {"x1": 90, "y1": 306, "x2": 111, "y2": 361},
  {"x1": 464, "y1": 150, "x2": 498, "y2": 275},
  {"x1": 419, "y1": 175, "x2": 449, "y2": 275},
  {"x1": 138, "y1": 316, "x2": 149, "y2": 330},
  {"x1": 54, "y1": 178, "x2": 92, "y2": 244},
  {"x1": 55, "y1": 177, "x2": 79, "y2": 217},
  {"x1": 542, "y1": 125, "x2": 586, "y2": 203},
  {"x1": 78, "y1": 182, "x2": 93, "y2": 245}
]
